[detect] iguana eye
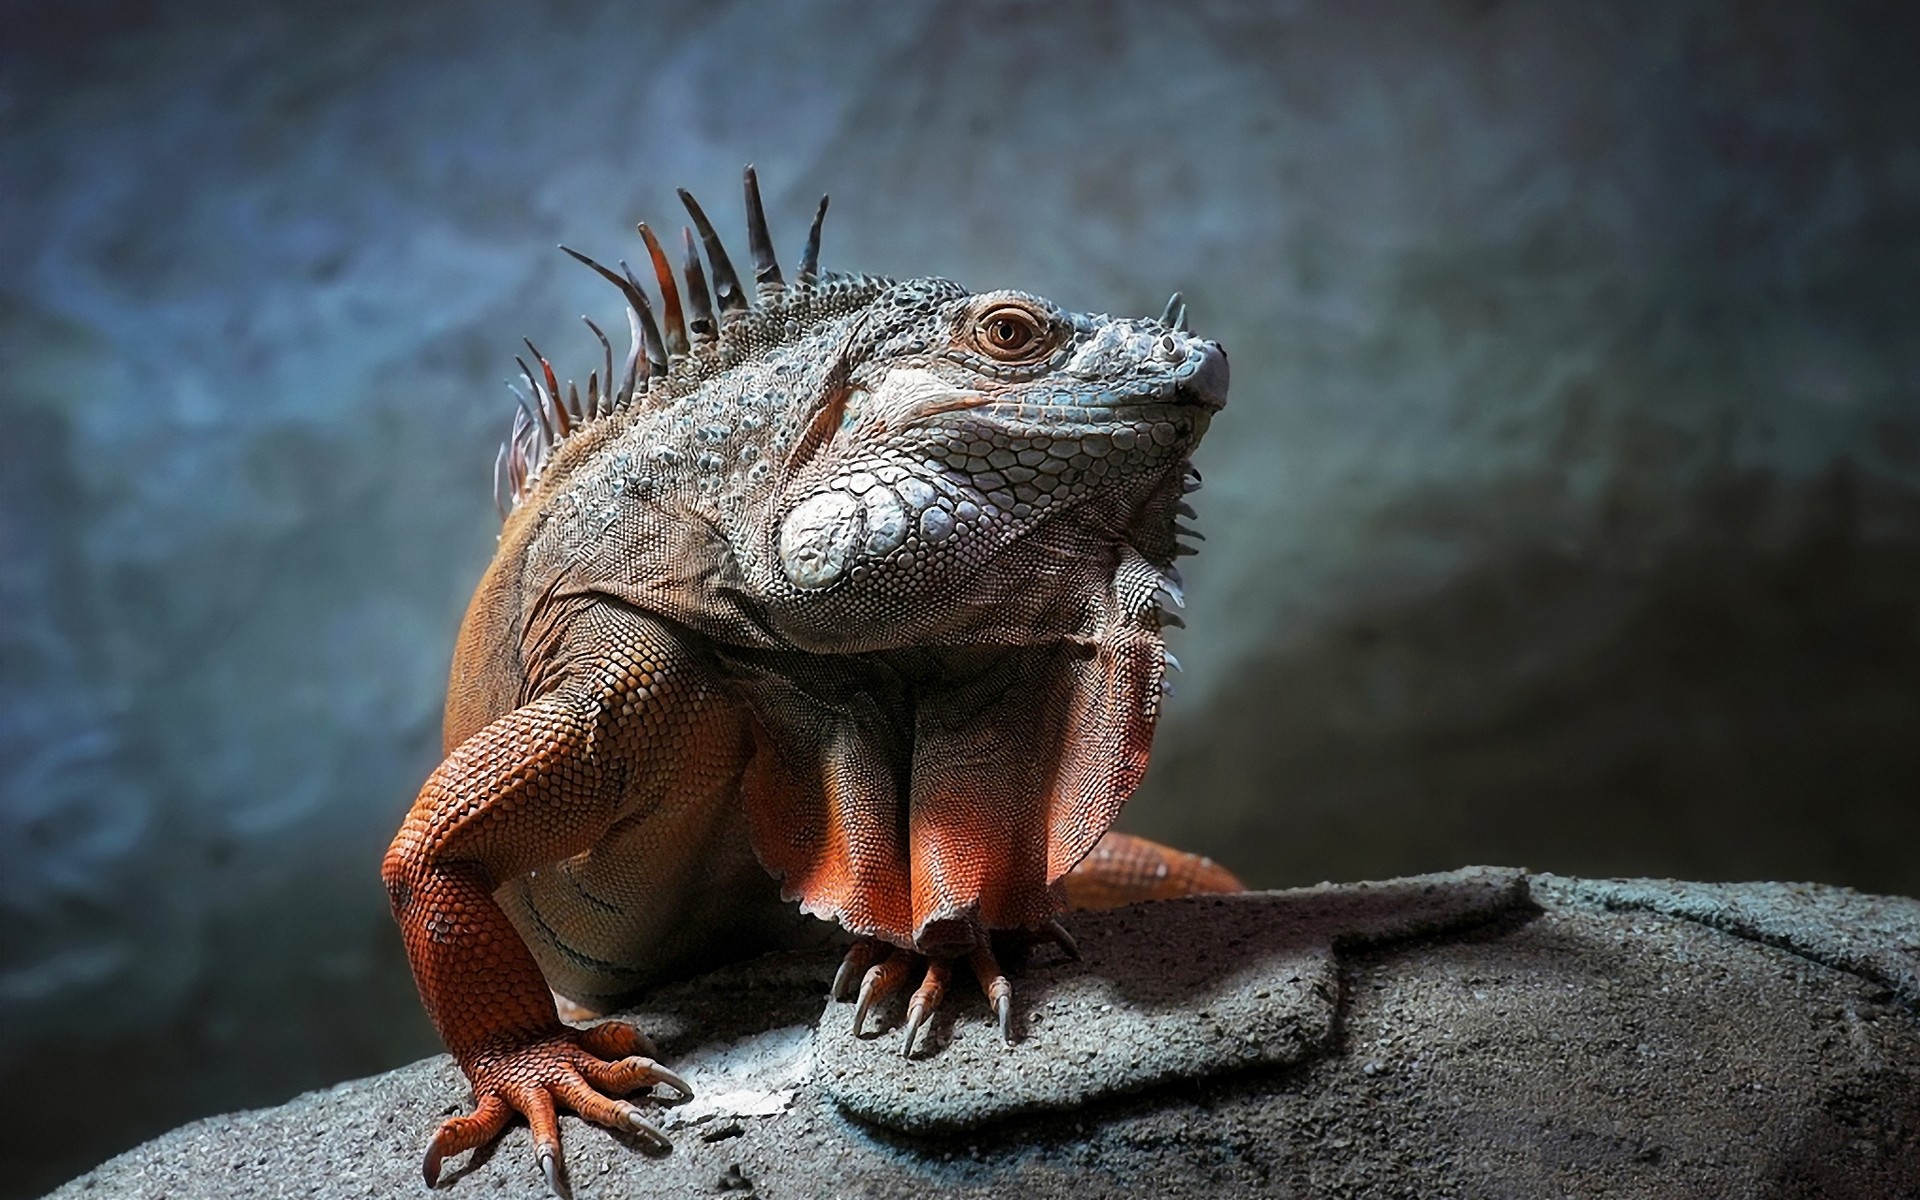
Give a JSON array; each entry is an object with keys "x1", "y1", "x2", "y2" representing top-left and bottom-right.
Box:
[{"x1": 977, "y1": 306, "x2": 1045, "y2": 360}]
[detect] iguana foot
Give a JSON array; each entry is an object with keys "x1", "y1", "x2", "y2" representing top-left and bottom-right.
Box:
[
  {"x1": 424, "y1": 1020, "x2": 690, "y2": 1197},
  {"x1": 831, "y1": 938, "x2": 1022, "y2": 1056}
]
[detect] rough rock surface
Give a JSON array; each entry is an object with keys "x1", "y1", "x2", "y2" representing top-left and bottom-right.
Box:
[{"x1": 49, "y1": 869, "x2": 1920, "y2": 1199}]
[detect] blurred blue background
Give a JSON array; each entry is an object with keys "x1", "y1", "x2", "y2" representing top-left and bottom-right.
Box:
[{"x1": 3, "y1": 0, "x2": 1918, "y2": 1192}]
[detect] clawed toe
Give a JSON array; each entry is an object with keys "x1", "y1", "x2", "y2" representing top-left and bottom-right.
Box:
[
  {"x1": 638, "y1": 1059, "x2": 690, "y2": 1099},
  {"x1": 834, "y1": 936, "x2": 1025, "y2": 1051},
  {"x1": 900, "y1": 959, "x2": 951, "y2": 1056},
  {"x1": 576, "y1": 1018, "x2": 659, "y2": 1062},
  {"x1": 423, "y1": 1094, "x2": 511, "y2": 1187},
  {"x1": 620, "y1": 1103, "x2": 669, "y2": 1144},
  {"x1": 853, "y1": 947, "x2": 914, "y2": 1036},
  {"x1": 425, "y1": 1023, "x2": 685, "y2": 1195},
  {"x1": 968, "y1": 944, "x2": 1016, "y2": 1043},
  {"x1": 1042, "y1": 918, "x2": 1079, "y2": 961},
  {"x1": 535, "y1": 1141, "x2": 568, "y2": 1200},
  {"x1": 832, "y1": 939, "x2": 882, "y2": 1001},
  {"x1": 579, "y1": 1053, "x2": 690, "y2": 1100}
]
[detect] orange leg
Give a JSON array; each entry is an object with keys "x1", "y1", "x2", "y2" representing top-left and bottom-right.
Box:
[
  {"x1": 383, "y1": 606, "x2": 706, "y2": 1195},
  {"x1": 829, "y1": 831, "x2": 1241, "y2": 1054},
  {"x1": 1059, "y1": 828, "x2": 1243, "y2": 911}
]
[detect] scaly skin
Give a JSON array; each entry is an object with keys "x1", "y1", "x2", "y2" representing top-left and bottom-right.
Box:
[
  {"x1": 385, "y1": 167, "x2": 1234, "y2": 1194},
  {"x1": 1060, "y1": 829, "x2": 1243, "y2": 912}
]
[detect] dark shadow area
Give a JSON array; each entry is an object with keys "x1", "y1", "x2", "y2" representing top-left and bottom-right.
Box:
[
  {"x1": 1065, "y1": 875, "x2": 1534, "y2": 1018},
  {"x1": 0, "y1": 886, "x2": 435, "y2": 1200},
  {"x1": 817, "y1": 873, "x2": 1533, "y2": 1135},
  {"x1": 1767, "y1": 1070, "x2": 1920, "y2": 1199},
  {"x1": 1140, "y1": 462, "x2": 1920, "y2": 897}
]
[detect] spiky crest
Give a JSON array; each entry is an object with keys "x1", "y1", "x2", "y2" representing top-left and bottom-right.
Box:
[{"x1": 497, "y1": 166, "x2": 872, "y2": 515}]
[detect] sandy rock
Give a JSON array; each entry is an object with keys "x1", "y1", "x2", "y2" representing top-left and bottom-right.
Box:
[
  {"x1": 48, "y1": 870, "x2": 1920, "y2": 1199},
  {"x1": 819, "y1": 867, "x2": 1530, "y2": 1133}
]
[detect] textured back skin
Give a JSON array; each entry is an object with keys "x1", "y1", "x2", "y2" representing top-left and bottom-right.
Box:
[{"x1": 444, "y1": 197, "x2": 1226, "y2": 985}]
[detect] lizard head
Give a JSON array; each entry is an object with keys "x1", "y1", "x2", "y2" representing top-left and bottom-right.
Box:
[
  {"x1": 771, "y1": 280, "x2": 1226, "y2": 619},
  {"x1": 502, "y1": 168, "x2": 1223, "y2": 653},
  {"x1": 758, "y1": 276, "x2": 1225, "y2": 657},
  {"x1": 498, "y1": 169, "x2": 1228, "y2": 949}
]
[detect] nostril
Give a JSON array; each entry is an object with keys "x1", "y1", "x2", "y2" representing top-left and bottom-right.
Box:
[{"x1": 1183, "y1": 341, "x2": 1230, "y2": 409}]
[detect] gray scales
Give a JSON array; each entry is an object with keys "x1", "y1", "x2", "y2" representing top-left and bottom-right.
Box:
[
  {"x1": 426, "y1": 163, "x2": 1230, "y2": 1018},
  {"x1": 380, "y1": 161, "x2": 1237, "y2": 1199},
  {"x1": 52, "y1": 869, "x2": 1920, "y2": 1198},
  {"x1": 487, "y1": 165, "x2": 1220, "y2": 656}
]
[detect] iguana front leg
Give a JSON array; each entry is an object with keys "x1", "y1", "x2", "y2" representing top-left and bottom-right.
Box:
[
  {"x1": 382, "y1": 605, "x2": 711, "y2": 1195},
  {"x1": 831, "y1": 832, "x2": 1240, "y2": 1054}
]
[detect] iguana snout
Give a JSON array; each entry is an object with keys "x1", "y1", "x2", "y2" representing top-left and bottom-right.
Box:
[{"x1": 761, "y1": 281, "x2": 1223, "y2": 655}]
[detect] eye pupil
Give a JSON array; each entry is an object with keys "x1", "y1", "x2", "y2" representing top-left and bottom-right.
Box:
[
  {"x1": 978, "y1": 307, "x2": 1045, "y2": 359},
  {"x1": 985, "y1": 313, "x2": 1034, "y2": 353}
]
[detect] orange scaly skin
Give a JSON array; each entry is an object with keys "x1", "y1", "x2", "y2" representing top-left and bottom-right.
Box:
[
  {"x1": 384, "y1": 602, "x2": 730, "y2": 1189},
  {"x1": 385, "y1": 168, "x2": 1232, "y2": 1194},
  {"x1": 1060, "y1": 829, "x2": 1243, "y2": 911}
]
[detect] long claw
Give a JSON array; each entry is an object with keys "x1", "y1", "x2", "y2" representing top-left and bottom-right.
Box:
[
  {"x1": 901, "y1": 959, "x2": 951, "y2": 1057},
  {"x1": 422, "y1": 1093, "x2": 510, "y2": 1187},
  {"x1": 832, "y1": 940, "x2": 880, "y2": 1001},
  {"x1": 853, "y1": 987, "x2": 878, "y2": 1037},
  {"x1": 537, "y1": 1143, "x2": 570, "y2": 1200},
  {"x1": 1043, "y1": 918, "x2": 1080, "y2": 961},
  {"x1": 622, "y1": 1104, "x2": 667, "y2": 1144},
  {"x1": 968, "y1": 945, "x2": 1016, "y2": 1044},
  {"x1": 644, "y1": 1060, "x2": 692, "y2": 1099},
  {"x1": 854, "y1": 949, "x2": 911, "y2": 1037}
]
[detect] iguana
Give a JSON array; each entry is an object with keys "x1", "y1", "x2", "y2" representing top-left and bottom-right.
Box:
[{"x1": 384, "y1": 167, "x2": 1237, "y2": 1196}]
